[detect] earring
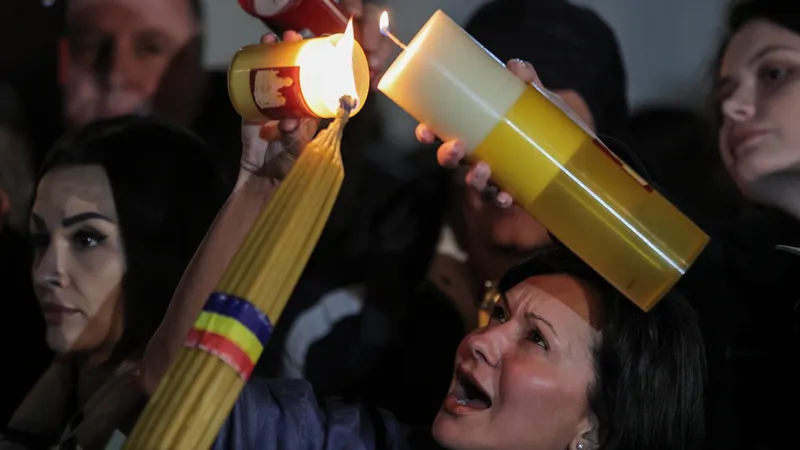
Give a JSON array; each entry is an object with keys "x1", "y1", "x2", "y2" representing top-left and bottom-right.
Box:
[{"x1": 577, "y1": 444, "x2": 585, "y2": 450}]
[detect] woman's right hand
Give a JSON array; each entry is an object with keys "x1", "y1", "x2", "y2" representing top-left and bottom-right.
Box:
[{"x1": 239, "y1": 31, "x2": 320, "y2": 186}]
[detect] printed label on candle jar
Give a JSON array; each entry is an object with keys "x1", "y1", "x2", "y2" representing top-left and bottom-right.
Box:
[
  {"x1": 250, "y1": 67, "x2": 314, "y2": 119},
  {"x1": 592, "y1": 139, "x2": 654, "y2": 193}
]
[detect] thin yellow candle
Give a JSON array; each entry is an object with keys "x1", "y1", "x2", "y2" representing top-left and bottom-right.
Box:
[
  {"x1": 228, "y1": 19, "x2": 370, "y2": 120},
  {"x1": 377, "y1": 11, "x2": 709, "y2": 311},
  {"x1": 124, "y1": 20, "x2": 367, "y2": 450}
]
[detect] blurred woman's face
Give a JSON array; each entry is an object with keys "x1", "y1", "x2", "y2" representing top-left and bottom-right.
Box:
[
  {"x1": 64, "y1": 0, "x2": 197, "y2": 127},
  {"x1": 30, "y1": 165, "x2": 126, "y2": 356},
  {"x1": 433, "y1": 274, "x2": 602, "y2": 450},
  {"x1": 718, "y1": 20, "x2": 800, "y2": 198}
]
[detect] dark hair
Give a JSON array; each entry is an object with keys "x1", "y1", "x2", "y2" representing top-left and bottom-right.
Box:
[
  {"x1": 499, "y1": 245, "x2": 707, "y2": 450},
  {"x1": 727, "y1": 0, "x2": 800, "y2": 37},
  {"x1": 36, "y1": 115, "x2": 228, "y2": 363}
]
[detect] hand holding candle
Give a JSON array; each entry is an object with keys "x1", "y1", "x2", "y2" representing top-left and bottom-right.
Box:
[
  {"x1": 417, "y1": 58, "x2": 547, "y2": 209},
  {"x1": 239, "y1": 31, "x2": 321, "y2": 182},
  {"x1": 377, "y1": 10, "x2": 709, "y2": 311}
]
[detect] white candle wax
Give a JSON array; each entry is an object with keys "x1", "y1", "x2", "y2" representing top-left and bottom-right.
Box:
[{"x1": 378, "y1": 10, "x2": 526, "y2": 153}]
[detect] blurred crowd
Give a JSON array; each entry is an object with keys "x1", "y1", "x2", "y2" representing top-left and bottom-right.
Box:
[{"x1": 1, "y1": 0, "x2": 798, "y2": 449}]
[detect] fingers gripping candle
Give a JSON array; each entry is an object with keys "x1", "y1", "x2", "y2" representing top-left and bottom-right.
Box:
[
  {"x1": 377, "y1": 11, "x2": 709, "y2": 311},
  {"x1": 228, "y1": 19, "x2": 370, "y2": 121}
]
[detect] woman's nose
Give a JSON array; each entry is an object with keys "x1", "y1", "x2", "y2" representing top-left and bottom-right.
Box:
[
  {"x1": 33, "y1": 243, "x2": 68, "y2": 289},
  {"x1": 464, "y1": 327, "x2": 503, "y2": 368},
  {"x1": 722, "y1": 85, "x2": 757, "y2": 123}
]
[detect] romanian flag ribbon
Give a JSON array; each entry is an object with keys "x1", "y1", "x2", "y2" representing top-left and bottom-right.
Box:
[{"x1": 184, "y1": 293, "x2": 273, "y2": 380}]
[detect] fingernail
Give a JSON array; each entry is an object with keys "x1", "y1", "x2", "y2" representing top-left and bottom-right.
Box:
[
  {"x1": 447, "y1": 147, "x2": 461, "y2": 160},
  {"x1": 475, "y1": 162, "x2": 490, "y2": 177},
  {"x1": 497, "y1": 192, "x2": 512, "y2": 207}
]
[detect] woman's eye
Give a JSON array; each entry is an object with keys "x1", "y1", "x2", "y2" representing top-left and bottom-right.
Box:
[
  {"x1": 759, "y1": 65, "x2": 793, "y2": 86},
  {"x1": 137, "y1": 40, "x2": 166, "y2": 57},
  {"x1": 490, "y1": 305, "x2": 508, "y2": 323},
  {"x1": 72, "y1": 230, "x2": 107, "y2": 250},
  {"x1": 528, "y1": 329, "x2": 548, "y2": 350}
]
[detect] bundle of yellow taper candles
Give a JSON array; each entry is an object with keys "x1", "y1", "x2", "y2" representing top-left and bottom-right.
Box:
[{"x1": 123, "y1": 96, "x2": 356, "y2": 450}]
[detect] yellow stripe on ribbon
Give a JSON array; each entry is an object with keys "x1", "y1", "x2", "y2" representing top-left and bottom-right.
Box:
[{"x1": 193, "y1": 311, "x2": 264, "y2": 364}]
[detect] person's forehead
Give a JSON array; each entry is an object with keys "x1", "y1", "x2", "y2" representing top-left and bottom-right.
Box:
[
  {"x1": 506, "y1": 274, "x2": 604, "y2": 330},
  {"x1": 723, "y1": 20, "x2": 800, "y2": 70},
  {"x1": 36, "y1": 165, "x2": 118, "y2": 221}
]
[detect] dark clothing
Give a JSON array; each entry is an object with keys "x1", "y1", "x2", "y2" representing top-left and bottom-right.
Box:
[
  {"x1": 214, "y1": 378, "x2": 444, "y2": 450},
  {"x1": 678, "y1": 205, "x2": 800, "y2": 450},
  {"x1": 304, "y1": 279, "x2": 464, "y2": 427},
  {"x1": 0, "y1": 229, "x2": 52, "y2": 426}
]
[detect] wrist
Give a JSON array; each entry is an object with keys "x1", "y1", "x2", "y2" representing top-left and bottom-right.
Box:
[{"x1": 234, "y1": 170, "x2": 280, "y2": 199}]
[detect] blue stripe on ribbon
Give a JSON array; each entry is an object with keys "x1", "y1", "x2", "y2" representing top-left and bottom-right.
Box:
[{"x1": 202, "y1": 293, "x2": 273, "y2": 345}]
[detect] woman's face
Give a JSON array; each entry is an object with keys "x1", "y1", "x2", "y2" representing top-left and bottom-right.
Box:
[
  {"x1": 433, "y1": 274, "x2": 603, "y2": 450},
  {"x1": 718, "y1": 20, "x2": 800, "y2": 197},
  {"x1": 30, "y1": 165, "x2": 126, "y2": 356}
]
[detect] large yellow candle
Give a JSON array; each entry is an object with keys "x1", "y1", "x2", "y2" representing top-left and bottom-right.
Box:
[
  {"x1": 229, "y1": 19, "x2": 370, "y2": 120},
  {"x1": 378, "y1": 11, "x2": 709, "y2": 311}
]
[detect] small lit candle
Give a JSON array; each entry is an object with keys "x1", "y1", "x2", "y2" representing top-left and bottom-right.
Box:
[
  {"x1": 228, "y1": 18, "x2": 369, "y2": 120},
  {"x1": 377, "y1": 11, "x2": 709, "y2": 311}
]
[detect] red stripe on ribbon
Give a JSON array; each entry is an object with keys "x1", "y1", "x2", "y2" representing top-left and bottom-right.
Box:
[{"x1": 184, "y1": 329, "x2": 256, "y2": 380}]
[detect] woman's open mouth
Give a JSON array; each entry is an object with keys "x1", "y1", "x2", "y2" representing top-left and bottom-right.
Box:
[{"x1": 442, "y1": 369, "x2": 492, "y2": 416}]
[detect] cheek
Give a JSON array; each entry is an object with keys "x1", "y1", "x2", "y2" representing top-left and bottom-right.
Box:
[
  {"x1": 775, "y1": 88, "x2": 800, "y2": 151},
  {"x1": 72, "y1": 247, "x2": 125, "y2": 314},
  {"x1": 66, "y1": 68, "x2": 99, "y2": 99},
  {"x1": 499, "y1": 361, "x2": 591, "y2": 426}
]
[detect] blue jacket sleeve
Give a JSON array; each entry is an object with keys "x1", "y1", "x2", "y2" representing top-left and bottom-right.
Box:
[{"x1": 212, "y1": 378, "x2": 415, "y2": 450}]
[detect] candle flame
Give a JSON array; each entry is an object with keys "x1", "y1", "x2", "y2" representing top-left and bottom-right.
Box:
[
  {"x1": 379, "y1": 11, "x2": 390, "y2": 35},
  {"x1": 321, "y1": 17, "x2": 360, "y2": 114}
]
